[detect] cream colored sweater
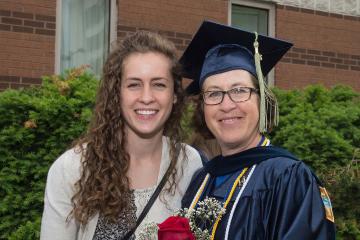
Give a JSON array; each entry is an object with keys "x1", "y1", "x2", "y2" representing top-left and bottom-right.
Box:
[{"x1": 40, "y1": 137, "x2": 202, "y2": 240}]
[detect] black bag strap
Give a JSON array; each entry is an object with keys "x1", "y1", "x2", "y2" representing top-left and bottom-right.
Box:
[{"x1": 122, "y1": 165, "x2": 172, "y2": 240}]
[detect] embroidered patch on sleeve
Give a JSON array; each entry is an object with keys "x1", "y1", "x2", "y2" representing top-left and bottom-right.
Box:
[{"x1": 319, "y1": 187, "x2": 334, "y2": 223}]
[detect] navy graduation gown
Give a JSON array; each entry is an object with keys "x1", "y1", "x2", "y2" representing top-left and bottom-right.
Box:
[{"x1": 182, "y1": 146, "x2": 335, "y2": 240}]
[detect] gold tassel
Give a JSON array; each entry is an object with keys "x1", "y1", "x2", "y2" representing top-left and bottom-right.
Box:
[{"x1": 253, "y1": 32, "x2": 279, "y2": 133}]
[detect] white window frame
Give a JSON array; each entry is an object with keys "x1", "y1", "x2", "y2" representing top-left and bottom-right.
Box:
[
  {"x1": 229, "y1": 0, "x2": 276, "y2": 86},
  {"x1": 55, "y1": 0, "x2": 117, "y2": 74}
]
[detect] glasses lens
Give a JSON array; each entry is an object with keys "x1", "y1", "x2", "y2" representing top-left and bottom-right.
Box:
[
  {"x1": 204, "y1": 91, "x2": 223, "y2": 104},
  {"x1": 229, "y1": 87, "x2": 251, "y2": 102}
]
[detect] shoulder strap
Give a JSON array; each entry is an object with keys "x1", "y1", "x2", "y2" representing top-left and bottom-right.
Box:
[{"x1": 122, "y1": 162, "x2": 172, "y2": 240}]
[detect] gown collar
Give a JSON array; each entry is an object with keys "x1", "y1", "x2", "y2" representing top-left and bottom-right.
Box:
[{"x1": 204, "y1": 146, "x2": 298, "y2": 176}]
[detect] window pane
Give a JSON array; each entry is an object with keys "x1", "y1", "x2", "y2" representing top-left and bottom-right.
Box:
[
  {"x1": 61, "y1": 0, "x2": 110, "y2": 76},
  {"x1": 231, "y1": 4, "x2": 268, "y2": 35}
]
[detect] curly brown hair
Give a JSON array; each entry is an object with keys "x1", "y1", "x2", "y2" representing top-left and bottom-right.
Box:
[{"x1": 70, "y1": 31, "x2": 186, "y2": 225}]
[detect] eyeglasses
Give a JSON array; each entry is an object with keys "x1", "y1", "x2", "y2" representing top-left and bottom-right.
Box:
[{"x1": 202, "y1": 87, "x2": 259, "y2": 105}]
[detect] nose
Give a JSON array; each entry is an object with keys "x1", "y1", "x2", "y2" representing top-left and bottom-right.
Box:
[
  {"x1": 219, "y1": 93, "x2": 237, "y2": 112},
  {"x1": 139, "y1": 85, "x2": 155, "y2": 104}
]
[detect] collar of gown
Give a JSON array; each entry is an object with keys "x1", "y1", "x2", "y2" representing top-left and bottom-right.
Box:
[{"x1": 204, "y1": 146, "x2": 298, "y2": 176}]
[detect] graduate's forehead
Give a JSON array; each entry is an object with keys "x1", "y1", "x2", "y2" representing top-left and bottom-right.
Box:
[{"x1": 202, "y1": 69, "x2": 255, "y2": 91}]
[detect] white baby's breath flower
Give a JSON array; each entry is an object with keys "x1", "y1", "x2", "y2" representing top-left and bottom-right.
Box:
[
  {"x1": 137, "y1": 222, "x2": 159, "y2": 240},
  {"x1": 174, "y1": 197, "x2": 225, "y2": 240}
]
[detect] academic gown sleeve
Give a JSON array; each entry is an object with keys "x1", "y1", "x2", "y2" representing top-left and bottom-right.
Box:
[{"x1": 264, "y1": 161, "x2": 335, "y2": 240}]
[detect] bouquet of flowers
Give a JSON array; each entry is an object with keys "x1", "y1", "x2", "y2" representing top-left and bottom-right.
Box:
[{"x1": 138, "y1": 197, "x2": 225, "y2": 240}]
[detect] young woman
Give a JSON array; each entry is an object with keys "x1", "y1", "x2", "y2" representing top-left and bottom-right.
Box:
[
  {"x1": 181, "y1": 21, "x2": 335, "y2": 240},
  {"x1": 40, "y1": 31, "x2": 202, "y2": 240}
]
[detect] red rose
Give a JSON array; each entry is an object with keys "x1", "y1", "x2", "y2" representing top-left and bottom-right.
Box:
[{"x1": 158, "y1": 216, "x2": 196, "y2": 240}]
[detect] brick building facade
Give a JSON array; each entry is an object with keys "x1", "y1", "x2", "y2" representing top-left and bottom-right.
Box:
[{"x1": 0, "y1": 0, "x2": 359, "y2": 91}]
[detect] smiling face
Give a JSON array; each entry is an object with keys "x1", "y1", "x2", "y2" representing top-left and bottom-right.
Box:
[
  {"x1": 120, "y1": 52, "x2": 175, "y2": 139},
  {"x1": 202, "y1": 69, "x2": 262, "y2": 155}
]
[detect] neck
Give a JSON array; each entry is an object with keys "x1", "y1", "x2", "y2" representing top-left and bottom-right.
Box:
[
  {"x1": 220, "y1": 133, "x2": 262, "y2": 156},
  {"x1": 125, "y1": 129, "x2": 164, "y2": 189},
  {"x1": 126, "y1": 130, "x2": 164, "y2": 163}
]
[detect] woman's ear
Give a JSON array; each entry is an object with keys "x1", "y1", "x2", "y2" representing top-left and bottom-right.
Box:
[{"x1": 173, "y1": 95, "x2": 177, "y2": 104}]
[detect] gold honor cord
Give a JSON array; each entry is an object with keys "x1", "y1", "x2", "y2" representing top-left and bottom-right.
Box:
[
  {"x1": 210, "y1": 168, "x2": 248, "y2": 240},
  {"x1": 189, "y1": 137, "x2": 269, "y2": 240},
  {"x1": 189, "y1": 174, "x2": 210, "y2": 210}
]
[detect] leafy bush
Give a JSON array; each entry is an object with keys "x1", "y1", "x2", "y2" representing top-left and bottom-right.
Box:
[
  {"x1": 271, "y1": 85, "x2": 360, "y2": 170},
  {"x1": 8, "y1": 218, "x2": 41, "y2": 240},
  {"x1": 0, "y1": 67, "x2": 98, "y2": 239}
]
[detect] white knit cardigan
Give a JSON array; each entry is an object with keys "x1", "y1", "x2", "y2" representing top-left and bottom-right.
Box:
[{"x1": 40, "y1": 137, "x2": 202, "y2": 240}]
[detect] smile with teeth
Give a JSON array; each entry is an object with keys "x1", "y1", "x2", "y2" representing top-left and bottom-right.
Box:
[
  {"x1": 220, "y1": 117, "x2": 241, "y2": 124},
  {"x1": 135, "y1": 109, "x2": 158, "y2": 115}
]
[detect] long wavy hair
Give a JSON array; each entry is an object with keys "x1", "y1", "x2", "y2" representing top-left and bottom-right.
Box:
[{"x1": 70, "y1": 31, "x2": 186, "y2": 225}]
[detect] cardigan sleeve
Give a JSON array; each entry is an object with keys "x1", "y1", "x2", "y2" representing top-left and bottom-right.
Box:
[{"x1": 40, "y1": 149, "x2": 81, "y2": 240}]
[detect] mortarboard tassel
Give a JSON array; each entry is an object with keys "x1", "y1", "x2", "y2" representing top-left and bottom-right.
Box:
[{"x1": 253, "y1": 32, "x2": 279, "y2": 133}]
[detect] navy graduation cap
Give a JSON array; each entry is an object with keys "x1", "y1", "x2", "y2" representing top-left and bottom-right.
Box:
[{"x1": 180, "y1": 20, "x2": 293, "y2": 95}]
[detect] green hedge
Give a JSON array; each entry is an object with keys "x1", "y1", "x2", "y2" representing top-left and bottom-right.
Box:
[
  {"x1": 271, "y1": 85, "x2": 360, "y2": 170},
  {"x1": 0, "y1": 70, "x2": 359, "y2": 239},
  {"x1": 0, "y1": 67, "x2": 98, "y2": 239}
]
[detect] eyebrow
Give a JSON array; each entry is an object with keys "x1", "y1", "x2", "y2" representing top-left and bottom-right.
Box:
[
  {"x1": 124, "y1": 78, "x2": 142, "y2": 82},
  {"x1": 151, "y1": 77, "x2": 170, "y2": 82},
  {"x1": 204, "y1": 86, "x2": 222, "y2": 91},
  {"x1": 204, "y1": 83, "x2": 247, "y2": 91},
  {"x1": 123, "y1": 77, "x2": 171, "y2": 83}
]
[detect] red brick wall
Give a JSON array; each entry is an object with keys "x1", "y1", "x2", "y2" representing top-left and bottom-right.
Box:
[
  {"x1": 117, "y1": 0, "x2": 228, "y2": 52},
  {"x1": 275, "y1": 5, "x2": 360, "y2": 91},
  {"x1": 118, "y1": 0, "x2": 228, "y2": 35},
  {"x1": 0, "y1": 0, "x2": 56, "y2": 90},
  {"x1": 116, "y1": 0, "x2": 229, "y2": 88},
  {"x1": 1, "y1": 1, "x2": 359, "y2": 92}
]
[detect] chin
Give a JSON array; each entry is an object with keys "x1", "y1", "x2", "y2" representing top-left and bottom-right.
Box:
[
  {"x1": 136, "y1": 127, "x2": 163, "y2": 138},
  {"x1": 217, "y1": 134, "x2": 244, "y2": 144},
  {"x1": 218, "y1": 138, "x2": 241, "y2": 147}
]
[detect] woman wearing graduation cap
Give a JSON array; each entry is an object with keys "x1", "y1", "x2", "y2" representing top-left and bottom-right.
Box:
[{"x1": 181, "y1": 21, "x2": 335, "y2": 240}]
